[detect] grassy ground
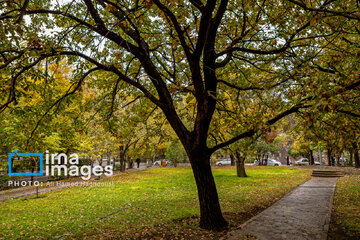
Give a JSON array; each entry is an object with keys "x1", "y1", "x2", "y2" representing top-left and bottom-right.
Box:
[
  {"x1": 329, "y1": 174, "x2": 360, "y2": 239},
  {"x1": 0, "y1": 166, "x2": 311, "y2": 240}
]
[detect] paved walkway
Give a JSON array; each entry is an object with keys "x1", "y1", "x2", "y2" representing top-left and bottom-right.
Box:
[{"x1": 225, "y1": 177, "x2": 338, "y2": 240}]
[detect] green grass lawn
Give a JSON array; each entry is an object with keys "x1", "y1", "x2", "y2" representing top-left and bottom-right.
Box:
[
  {"x1": 329, "y1": 174, "x2": 360, "y2": 239},
  {"x1": 0, "y1": 166, "x2": 311, "y2": 239}
]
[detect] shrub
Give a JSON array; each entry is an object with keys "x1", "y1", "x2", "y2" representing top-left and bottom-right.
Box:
[{"x1": 165, "y1": 141, "x2": 184, "y2": 167}]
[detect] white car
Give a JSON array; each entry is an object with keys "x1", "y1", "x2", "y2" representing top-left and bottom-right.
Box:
[
  {"x1": 266, "y1": 158, "x2": 282, "y2": 166},
  {"x1": 295, "y1": 158, "x2": 309, "y2": 165},
  {"x1": 216, "y1": 159, "x2": 232, "y2": 166},
  {"x1": 296, "y1": 158, "x2": 320, "y2": 165},
  {"x1": 253, "y1": 158, "x2": 281, "y2": 166}
]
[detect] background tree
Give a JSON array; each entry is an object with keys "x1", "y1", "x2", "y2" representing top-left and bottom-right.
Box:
[
  {"x1": 231, "y1": 138, "x2": 256, "y2": 177},
  {"x1": 165, "y1": 140, "x2": 184, "y2": 167},
  {"x1": 254, "y1": 138, "x2": 279, "y2": 166}
]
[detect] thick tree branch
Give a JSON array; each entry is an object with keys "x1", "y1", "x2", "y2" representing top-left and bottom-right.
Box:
[
  {"x1": 345, "y1": 80, "x2": 360, "y2": 91},
  {"x1": 193, "y1": 0, "x2": 217, "y2": 60},
  {"x1": 15, "y1": 0, "x2": 29, "y2": 23},
  {"x1": 153, "y1": 0, "x2": 192, "y2": 61},
  {"x1": 209, "y1": 103, "x2": 309, "y2": 153},
  {"x1": 189, "y1": 0, "x2": 204, "y2": 10},
  {"x1": 83, "y1": 0, "x2": 107, "y2": 29},
  {"x1": 337, "y1": 109, "x2": 360, "y2": 118},
  {"x1": 213, "y1": 0, "x2": 228, "y2": 30}
]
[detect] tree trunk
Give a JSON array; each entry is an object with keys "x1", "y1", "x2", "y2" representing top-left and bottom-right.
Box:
[
  {"x1": 230, "y1": 154, "x2": 235, "y2": 166},
  {"x1": 355, "y1": 151, "x2": 360, "y2": 169},
  {"x1": 119, "y1": 146, "x2": 126, "y2": 172},
  {"x1": 349, "y1": 149, "x2": 354, "y2": 167},
  {"x1": 327, "y1": 149, "x2": 332, "y2": 166},
  {"x1": 189, "y1": 153, "x2": 228, "y2": 230},
  {"x1": 335, "y1": 153, "x2": 341, "y2": 167},
  {"x1": 128, "y1": 158, "x2": 133, "y2": 169},
  {"x1": 264, "y1": 154, "x2": 268, "y2": 166},
  {"x1": 235, "y1": 151, "x2": 247, "y2": 177},
  {"x1": 120, "y1": 158, "x2": 126, "y2": 172},
  {"x1": 353, "y1": 144, "x2": 360, "y2": 169},
  {"x1": 309, "y1": 150, "x2": 314, "y2": 165},
  {"x1": 119, "y1": 159, "x2": 126, "y2": 172}
]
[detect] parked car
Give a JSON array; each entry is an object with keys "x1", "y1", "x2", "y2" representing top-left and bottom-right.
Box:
[
  {"x1": 216, "y1": 158, "x2": 232, "y2": 166},
  {"x1": 295, "y1": 158, "x2": 320, "y2": 165},
  {"x1": 254, "y1": 158, "x2": 281, "y2": 166},
  {"x1": 295, "y1": 158, "x2": 309, "y2": 165},
  {"x1": 153, "y1": 159, "x2": 172, "y2": 167},
  {"x1": 266, "y1": 158, "x2": 282, "y2": 166}
]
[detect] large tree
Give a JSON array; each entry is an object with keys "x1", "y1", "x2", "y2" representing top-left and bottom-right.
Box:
[{"x1": 1, "y1": 0, "x2": 359, "y2": 229}]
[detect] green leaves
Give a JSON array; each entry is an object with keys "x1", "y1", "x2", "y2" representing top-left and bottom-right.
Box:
[{"x1": 165, "y1": 140, "x2": 184, "y2": 166}]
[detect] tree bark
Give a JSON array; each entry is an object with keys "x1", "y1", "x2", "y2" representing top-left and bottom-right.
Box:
[
  {"x1": 189, "y1": 153, "x2": 228, "y2": 230},
  {"x1": 349, "y1": 149, "x2": 354, "y2": 167},
  {"x1": 119, "y1": 159, "x2": 126, "y2": 172},
  {"x1": 309, "y1": 150, "x2": 314, "y2": 165},
  {"x1": 119, "y1": 146, "x2": 126, "y2": 172},
  {"x1": 355, "y1": 151, "x2": 360, "y2": 169},
  {"x1": 353, "y1": 143, "x2": 360, "y2": 168},
  {"x1": 264, "y1": 154, "x2": 269, "y2": 166},
  {"x1": 235, "y1": 151, "x2": 247, "y2": 177},
  {"x1": 128, "y1": 157, "x2": 133, "y2": 169},
  {"x1": 327, "y1": 149, "x2": 332, "y2": 166},
  {"x1": 335, "y1": 153, "x2": 341, "y2": 167}
]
